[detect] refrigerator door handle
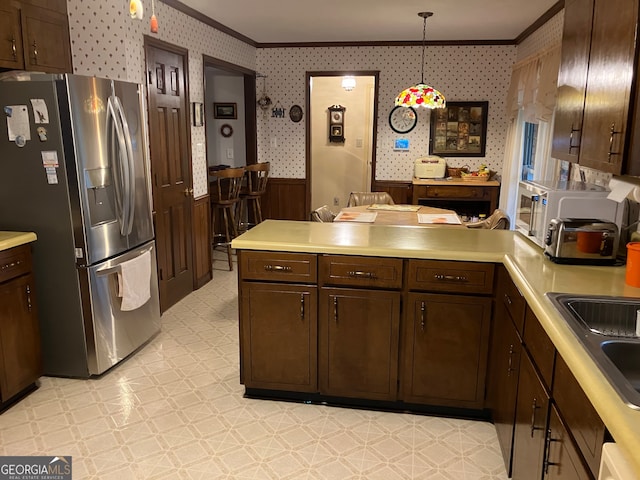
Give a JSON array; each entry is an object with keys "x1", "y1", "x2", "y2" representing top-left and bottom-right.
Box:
[
  {"x1": 112, "y1": 94, "x2": 137, "y2": 235},
  {"x1": 107, "y1": 95, "x2": 129, "y2": 236},
  {"x1": 96, "y1": 244, "x2": 154, "y2": 276}
]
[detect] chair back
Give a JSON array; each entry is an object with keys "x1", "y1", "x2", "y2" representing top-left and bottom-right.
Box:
[
  {"x1": 245, "y1": 162, "x2": 270, "y2": 196},
  {"x1": 310, "y1": 205, "x2": 336, "y2": 222},
  {"x1": 347, "y1": 191, "x2": 395, "y2": 207},
  {"x1": 210, "y1": 167, "x2": 245, "y2": 206},
  {"x1": 465, "y1": 209, "x2": 510, "y2": 230}
]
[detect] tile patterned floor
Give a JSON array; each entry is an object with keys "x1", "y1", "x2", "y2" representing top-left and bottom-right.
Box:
[{"x1": 0, "y1": 251, "x2": 508, "y2": 479}]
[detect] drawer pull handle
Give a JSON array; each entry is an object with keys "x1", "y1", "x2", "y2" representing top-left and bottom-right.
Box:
[
  {"x1": 300, "y1": 294, "x2": 305, "y2": 320},
  {"x1": 530, "y1": 397, "x2": 542, "y2": 438},
  {"x1": 333, "y1": 296, "x2": 338, "y2": 323},
  {"x1": 264, "y1": 264, "x2": 291, "y2": 272},
  {"x1": 420, "y1": 301, "x2": 426, "y2": 331},
  {"x1": 1, "y1": 259, "x2": 22, "y2": 270},
  {"x1": 11, "y1": 38, "x2": 17, "y2": 60},
  {"x1": 434, "y1": 274, "x2": 467, "y2": 282},
  {"x1": 347, "y1": 270, "x2": 376, "y2": 279},
  {"x1": 32, "y1": 41, "x2": 38, "y2": 64}
]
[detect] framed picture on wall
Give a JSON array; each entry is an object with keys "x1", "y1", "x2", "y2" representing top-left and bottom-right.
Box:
[
  {"x1": 213, "y1": 102, "x2": 237, "y2": 119},
  {"x1": 429, "y1": 101, "x2": 488, "y2": 157}
]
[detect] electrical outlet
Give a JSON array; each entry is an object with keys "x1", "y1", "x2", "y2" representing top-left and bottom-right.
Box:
[
  {"x1": 333, "y1": 197, "x2": 339, "y2": 206},
  {"x1": 227, "y1": 148, "x2": 234, "y2": 159}
]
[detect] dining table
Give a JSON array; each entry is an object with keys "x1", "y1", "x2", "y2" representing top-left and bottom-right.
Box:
[{"x1": 334, "y1": 204, "x2": 466, "y2": 227}]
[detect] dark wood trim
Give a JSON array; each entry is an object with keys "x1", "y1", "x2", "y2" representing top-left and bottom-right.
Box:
[
  {"x1": 193, "y1": 195, "x2": 212, "y2": 289},
  {"x1": 159, "y1": 0, "x2": 256, "y2": 47},
  {"x1": 515, "y1": 1, "x2": 565, "y2": 45},
  {"x1": 372, "y1": 180, "x2": 413, "y2": 205},
  {"x1": 305, "y1": 71, "x2": 380, "y2": 214},
  {"x1": 259, "y1": 39, "x2": 515, "y2": 49},
  {"x1": 263, "y1": 178, "x2": 307, "y2": 221},
  {"x1": 202, "y1": 55, "x2": 256, "y2": 76}
]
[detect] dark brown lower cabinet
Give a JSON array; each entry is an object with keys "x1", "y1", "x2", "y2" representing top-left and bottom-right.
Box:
[
  {"x1": 402, "y1": 293, "x2": 492, "y2": 409},
  {"x1": 0, "y1": 243, "x2": 42, "y2": 406},
  {"x1": 544, "y1": 404, "x2": 592, "y2": 480},
  {"x1": 512, "y1": 351, "x2": 550, "y2": 480},
  {"x1": 486, "y1": 294, "x2": 522, "y2": 474},
  {"x1": 240, "y1": 282, "x2": 317, "y2": 392},
  {"x1": 319, "y1": 287, "x2": 400, "y2": 401}
]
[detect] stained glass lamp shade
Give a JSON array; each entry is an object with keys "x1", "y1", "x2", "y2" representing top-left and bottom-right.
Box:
[{"x1": 395, "y1": 12, "x2": 446, "y2": 109}]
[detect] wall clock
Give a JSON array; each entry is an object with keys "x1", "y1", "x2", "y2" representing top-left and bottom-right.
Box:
[
  {"x1": 289, "y1": 105, "x2": 303, "y2": 123},
  {"x1": 389, "y1": 106, "x2": 417, "y2": 134},
  {"x1": 220, "y1": 124, "x2": 233, "y2": 138},
  {"x1": 328, "y1": 105, "x2": 345, "y2": 143}
]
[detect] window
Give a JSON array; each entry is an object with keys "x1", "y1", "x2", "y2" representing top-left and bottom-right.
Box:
[{"x1": 521, "y1": 122, "x2": 538, "y2": 181}]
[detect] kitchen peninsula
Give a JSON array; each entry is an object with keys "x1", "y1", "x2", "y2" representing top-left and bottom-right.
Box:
[{"x1": 232, "y1": 220, "x2": 640, "y2": 477}]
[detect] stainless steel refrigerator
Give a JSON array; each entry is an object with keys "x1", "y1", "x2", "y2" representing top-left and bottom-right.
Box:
[{"x1": 0, "y1": 73, "x2": 161, "y2": 377}]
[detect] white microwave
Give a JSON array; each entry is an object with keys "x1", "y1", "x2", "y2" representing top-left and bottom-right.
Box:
[{"x1": 515, "y1": 180, "x2": 623, "y2": 247}]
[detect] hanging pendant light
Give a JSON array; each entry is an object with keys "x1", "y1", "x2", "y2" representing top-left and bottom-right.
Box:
[
  {"x1": 150, "y1": 0, "x2": 159, "y2": 33},
  {"x1": 395, "y1": 12, "x2": 445, "y2": 109}
]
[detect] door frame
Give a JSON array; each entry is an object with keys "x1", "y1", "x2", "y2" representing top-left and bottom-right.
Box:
[
  {"x1": 203, "y1": 55, "x2": 257, "y2": 167},
  {"x1": 305, "y1": 71, "x2": 380, "y2": 217}
]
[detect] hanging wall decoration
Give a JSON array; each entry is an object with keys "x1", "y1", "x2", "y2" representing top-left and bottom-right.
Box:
[
  {"x1": 256, "y1": 75, "x2": 272, "y2": 117},
  {"x1": 328, "y1": 105, "x2": 345, "y2": 143},
  {"x1": 271, "y1": 102, "x2": 285, "y2": 118},
  {"x1": 289, "y1": 105, "x2": 303, "y2": 123}
]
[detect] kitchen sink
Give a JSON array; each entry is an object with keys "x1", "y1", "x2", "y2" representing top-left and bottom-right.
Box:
[{"x1": 546, "y1": 293, "x2": 640, "y2": 409}]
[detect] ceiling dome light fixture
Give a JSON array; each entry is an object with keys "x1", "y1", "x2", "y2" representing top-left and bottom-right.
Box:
[
  {"x1": 342, "y1": 76, "x2": 356, "y2": 92},
  {"x1": 395, "y1": 12, "x2": 445, "y2": 109}
]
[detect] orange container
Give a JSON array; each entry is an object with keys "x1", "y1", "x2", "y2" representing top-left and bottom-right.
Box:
[{"x1": 625, "y1": 242, "x2": 640, "y2": 287}]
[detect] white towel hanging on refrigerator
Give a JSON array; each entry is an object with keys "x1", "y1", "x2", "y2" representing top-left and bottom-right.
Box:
[{"x1": 117, "y1": 250, "x2": 151, "y2": 311}]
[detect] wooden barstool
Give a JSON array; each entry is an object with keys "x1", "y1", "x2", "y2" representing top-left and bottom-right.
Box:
[
  {"x1": 238, "y1": 162, "x2": 270, "y2": 232},
  {"x1": 210, "y1": 166, "x2": 245, "y2": 270}
]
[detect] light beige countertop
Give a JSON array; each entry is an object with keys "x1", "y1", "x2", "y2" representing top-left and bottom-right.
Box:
[
  {"x1": 233, "y1": 220, "x2": 640, "y2": 475},
  {"x1": 0, "y1": 231, "x2": 37, "y2": 251}
]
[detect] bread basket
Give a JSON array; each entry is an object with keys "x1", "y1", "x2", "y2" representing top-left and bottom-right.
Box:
[{"x1": 446, "y1": 165, "x2": 469, "y2": 178}]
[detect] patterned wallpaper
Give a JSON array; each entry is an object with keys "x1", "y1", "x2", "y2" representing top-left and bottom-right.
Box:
[
  {"x1": 256, "y1": 45, "x2": 517, "y2": 180},
  {"x1": 67, "y1": 0, "x2": 256, "y2": 198},
  {"x1": 65, "y1": 1, "x2": 564, "y2": 194}
]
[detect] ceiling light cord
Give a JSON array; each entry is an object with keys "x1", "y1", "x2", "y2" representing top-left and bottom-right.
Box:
[{"x1": 421, "y1": 14, "x2": 427, "y2": 84}]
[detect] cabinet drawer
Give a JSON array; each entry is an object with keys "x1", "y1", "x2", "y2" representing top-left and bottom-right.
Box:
[
  {"x1": 239, "y1": 251, "x2": 317, "y2": 283},
  {"x1": 523, "y1": 306, "x2": 555, "y2": 391},
  {"x1": 407, "y1": 260, "x2": 494, "y2": 294},
  {"x1": 0, "y1": 244, "x2": 32, "y2": 284},
  {"x1": 425, "y1": 185, "x2": 491, "y2": 199},
  {"x1": 319, "y1": 255, "x2": 402, "y2": 289}
]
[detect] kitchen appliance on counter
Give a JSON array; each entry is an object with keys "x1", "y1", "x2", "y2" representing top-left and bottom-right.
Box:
[
  {"x1": 544, "y1": 218, "x2": 619, "y2": 265},
  {"x1": 0, "y1": 73, "x2": 160, "y2": 377},
  {"x1": 414, "y1": 156, "x2": 446, "y2": 179},
  {"x1": 516, "y1": 180, "x2": 624, "y2": 248}
]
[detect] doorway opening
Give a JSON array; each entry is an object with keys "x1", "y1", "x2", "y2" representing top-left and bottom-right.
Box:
[{"x1": 306, "y1": 71, "x2": 379, "y2": 215}]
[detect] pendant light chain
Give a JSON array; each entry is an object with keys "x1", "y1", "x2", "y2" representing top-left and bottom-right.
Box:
[{"x1": 421, "y1": 14, "x2": 426, "y2": 85}]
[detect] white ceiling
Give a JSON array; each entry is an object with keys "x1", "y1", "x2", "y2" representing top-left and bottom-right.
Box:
[{"x1": 176, "y1": 0, "x2": 559, "y2": 44}]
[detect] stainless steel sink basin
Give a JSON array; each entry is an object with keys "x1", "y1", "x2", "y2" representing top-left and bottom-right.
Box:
[{"x1": 547, "y1": 293, "x2": 640, "y2": 409}]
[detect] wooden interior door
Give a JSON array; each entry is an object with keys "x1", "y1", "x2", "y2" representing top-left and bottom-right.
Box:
[{"x1": 145, "y1": 40, "x2": 194, "y2": 312}]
